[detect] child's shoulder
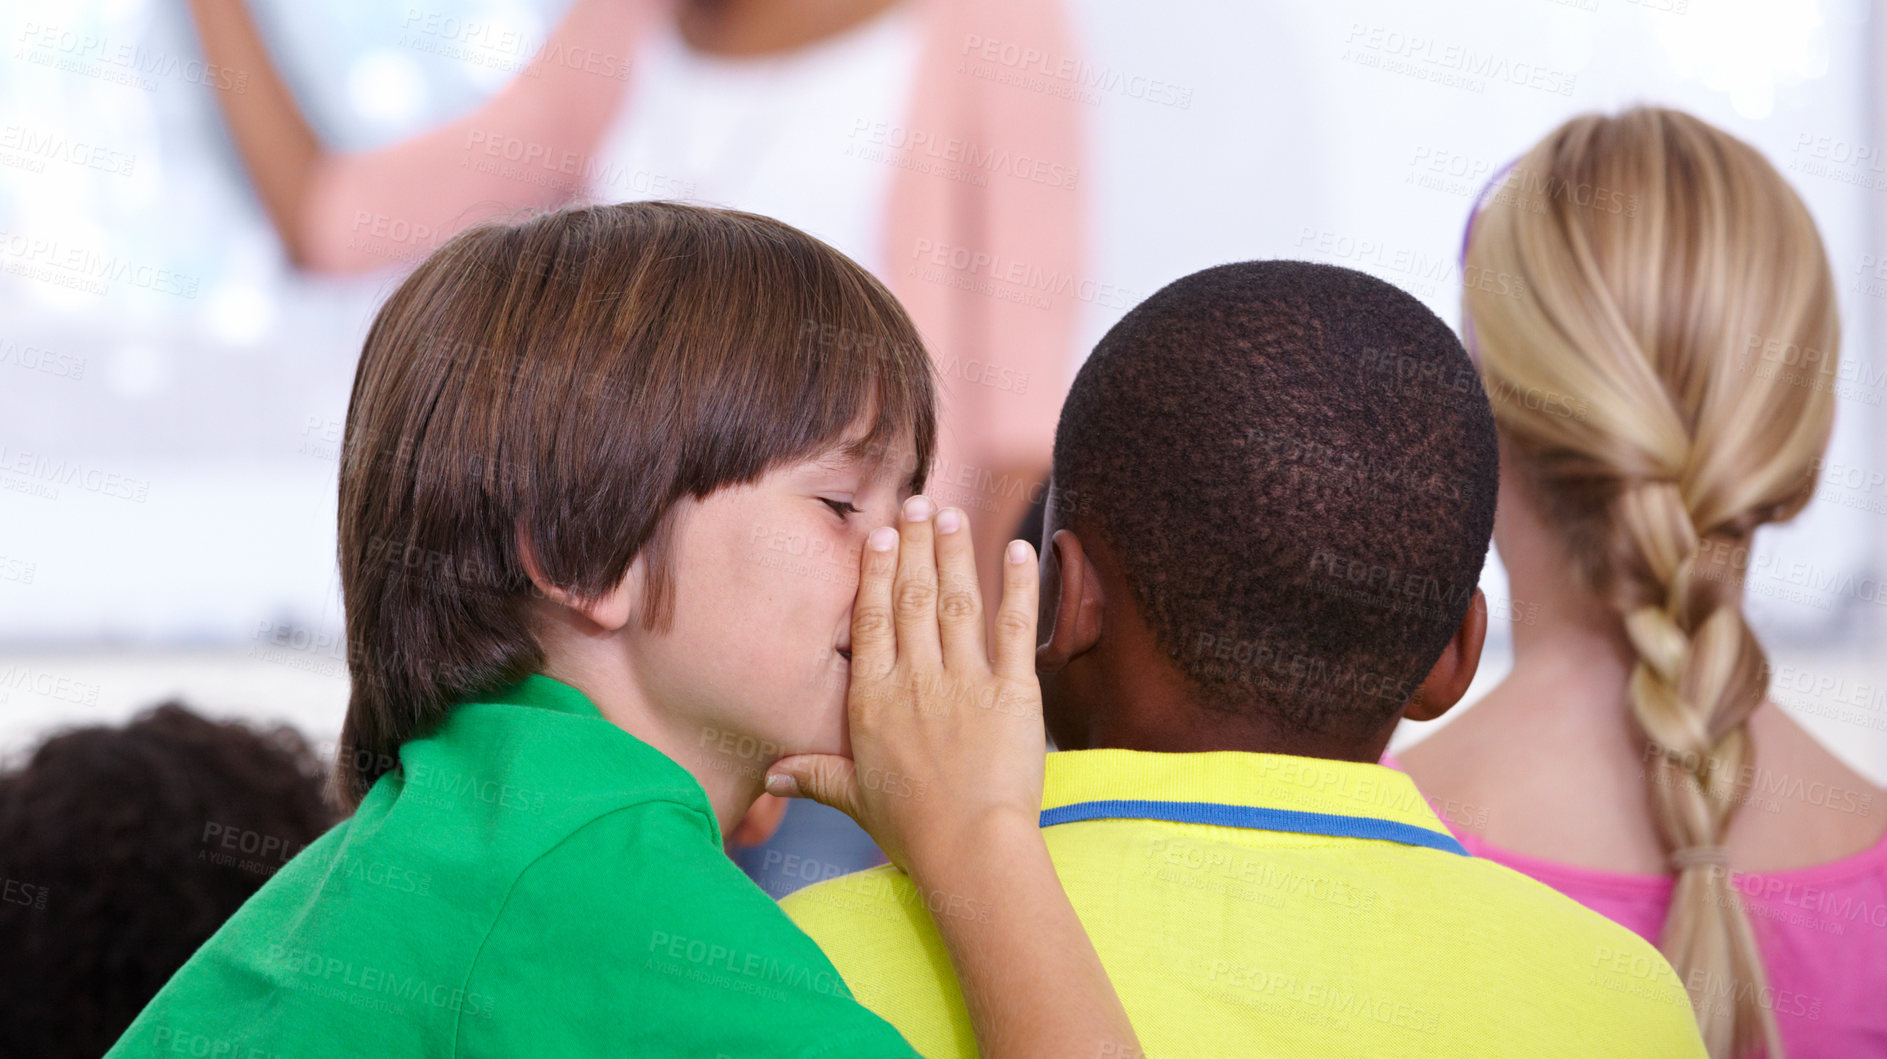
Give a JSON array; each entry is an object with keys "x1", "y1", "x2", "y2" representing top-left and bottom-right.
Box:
[
  {"x1": 781, "y1": 866, "x2": 954, "y2": 973},
  {"x1": 457, "y1": 807, "x2": 908, "y2": 1055},
  {"x1": 391, "y1": 696, "x2": 719, "y2": 847},
  {"x1": 783, "y1": 865, "x2": 920, "y2": 926},
  {"x1": 782, "y1": 868, "x2": 974, "y2": 1059},
  {"x1": 1441, "y1": 851, "x2": 1696, "y2": 1003}
]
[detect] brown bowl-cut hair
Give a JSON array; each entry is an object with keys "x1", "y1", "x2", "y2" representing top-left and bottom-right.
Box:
[{"x1": 335, "y1": 201, "x2": 936, "y2": 807}]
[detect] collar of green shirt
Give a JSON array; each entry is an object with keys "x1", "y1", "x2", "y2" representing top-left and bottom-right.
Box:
[
  {"x1": 485, "y1": 672, "x2": 610, "y2": 720},
  {"x1": 449, "y1": 673, "x2": 724, "y2": 844},
  {"x1": 1038, "y1": 749, "x2": 1467, "y2": 856}
]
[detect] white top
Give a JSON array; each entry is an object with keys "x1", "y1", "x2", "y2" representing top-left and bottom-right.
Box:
[{"x1": 584, "y1": 4, "x2": 921, "y2": 276}]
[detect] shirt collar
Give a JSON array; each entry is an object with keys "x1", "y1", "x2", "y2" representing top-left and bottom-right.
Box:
[
  {"x1": 482, "y1": 673, "x2": 608, "y2": 720},
  {"x1": 1041, "y1": 748, "x2": 1466, "y2": 856},
  {"x1": 452, "y1": 673, "x2": 720, "y2": 843}
]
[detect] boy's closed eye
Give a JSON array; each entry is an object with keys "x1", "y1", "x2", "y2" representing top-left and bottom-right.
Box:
[{"x1": 819, "y1": 497, "x2": 863, "y2": 520}]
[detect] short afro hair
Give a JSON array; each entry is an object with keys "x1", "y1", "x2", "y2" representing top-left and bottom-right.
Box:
[
  {"x1": 1051, "y1": 260, "x2": 1499, "y2": 739},
  {"x1": 0, "y1": 703, "x2": 337, "y2": 1058}
]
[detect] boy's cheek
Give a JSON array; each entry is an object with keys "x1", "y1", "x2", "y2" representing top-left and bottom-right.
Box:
[{"x1": 754, "y1": 649, "x2": 854, "y2": 759}]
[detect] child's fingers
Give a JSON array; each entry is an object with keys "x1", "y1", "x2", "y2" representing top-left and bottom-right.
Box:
[
  {"x1": 764, "y1": 755, "x2": 859, "y2": 820},
  {"x1": 892, "y1": 496, "x2": 943, "y2": 670},
  {"x1": 990, "y1": 539, "x2": 1040, "y2": 682},
  {"x1": 932, "y1": 507, "x2": 988, "y2": 673},
  {"x1": 851, "y1": 526, "x2": 900, "y2": 681}
]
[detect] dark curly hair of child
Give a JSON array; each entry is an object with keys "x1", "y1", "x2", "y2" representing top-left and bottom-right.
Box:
[{"x1": 0, "y1": 702, "x2": 338, "y2": 1058}]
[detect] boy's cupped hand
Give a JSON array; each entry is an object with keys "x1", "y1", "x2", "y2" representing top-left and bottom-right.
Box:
[{"x1": 765, "y1": 495, "x2": 1046, "y2": 875}]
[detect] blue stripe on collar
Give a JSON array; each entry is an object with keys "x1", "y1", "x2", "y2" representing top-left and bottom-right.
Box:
[{"x1": 1039, "y1": 798, "x2": 1470, "y2": 856}]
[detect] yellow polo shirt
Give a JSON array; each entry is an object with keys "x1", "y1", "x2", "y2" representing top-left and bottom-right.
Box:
[{"x1": 783, "y1": 749, "x2": 1707, "y2": 1058}]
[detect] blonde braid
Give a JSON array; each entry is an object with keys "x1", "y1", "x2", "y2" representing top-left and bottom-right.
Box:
[
  {"x1": 1613, "y1": 481, "x2": 1775, "y2": 1058},
  {"x1": 1464, "y1": 107, "x2": 1840, "y2": 1058}
]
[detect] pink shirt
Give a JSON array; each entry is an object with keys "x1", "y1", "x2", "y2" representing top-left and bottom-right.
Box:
[{"x1": 1383, "y1": 753, "x2": 1887, "y2": 1057}]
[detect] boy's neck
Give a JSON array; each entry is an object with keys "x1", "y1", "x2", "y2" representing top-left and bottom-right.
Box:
[
  {"x1": 1056, "y1": 572, "x2": 1393, "y2": 763},
  {"x1": 541, "y1": 658, "x2": 763, "y2": 839},
  {"x1": 1055, "y1": 525, "x2": 1394, "y2": 765},
  {"x1": 1064, "y1": 696, "x2": 1394, "y2": 765}
]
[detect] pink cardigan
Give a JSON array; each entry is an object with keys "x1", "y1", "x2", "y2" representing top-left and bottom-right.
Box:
[
  {"x1": 1383, "y1": 753, "x2": 1887, "y2": 1057},
  {"x1": 298, "y1": 0, "x2": 1083, "y2": 477}
]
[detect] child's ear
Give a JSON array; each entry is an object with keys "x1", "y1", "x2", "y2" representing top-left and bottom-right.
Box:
[
  {"x1": 1036, "y1": 529, "x2": 1104, "y2": 674},
  {"x1": 1404, "y1": 588, "x2": 1489, "y2": 722},
  {"x1": 517, "y1": 526, "x2": 640, "y2": 632}
]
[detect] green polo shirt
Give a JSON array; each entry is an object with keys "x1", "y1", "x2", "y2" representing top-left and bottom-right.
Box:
[{"x1": 106, "y1": 675, "x2": 914, "y2": 1058}]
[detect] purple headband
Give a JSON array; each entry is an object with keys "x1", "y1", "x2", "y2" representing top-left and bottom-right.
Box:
[{"x1": 1458, "y1": 154, "x2": 1521, "y2": 359}]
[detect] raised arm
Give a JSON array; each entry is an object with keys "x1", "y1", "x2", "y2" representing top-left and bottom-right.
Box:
[
  {"x1": 185, "y1": 0, "x2": 320, "y2": 258},
  {"x1": 768, "y1": 499, "x2": 1142, "y2": 1059},
  {"x1": 185, "y1": 0, "x2": 653, "y2": 271}
]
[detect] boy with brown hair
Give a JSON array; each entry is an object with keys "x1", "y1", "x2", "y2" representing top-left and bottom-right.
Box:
[{"x1": 108, "y1": 202, "x2": 1139, "y2": 1058}]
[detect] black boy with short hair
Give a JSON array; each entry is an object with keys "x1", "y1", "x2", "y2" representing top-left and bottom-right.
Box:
[{"x1": 784, "y1": 260, "x2": 1708, "y2": 1058}]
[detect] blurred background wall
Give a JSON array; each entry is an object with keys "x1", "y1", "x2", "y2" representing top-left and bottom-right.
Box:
[{"x1": 2, "y1": 0, "x2": 1882, "y2": 801}]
